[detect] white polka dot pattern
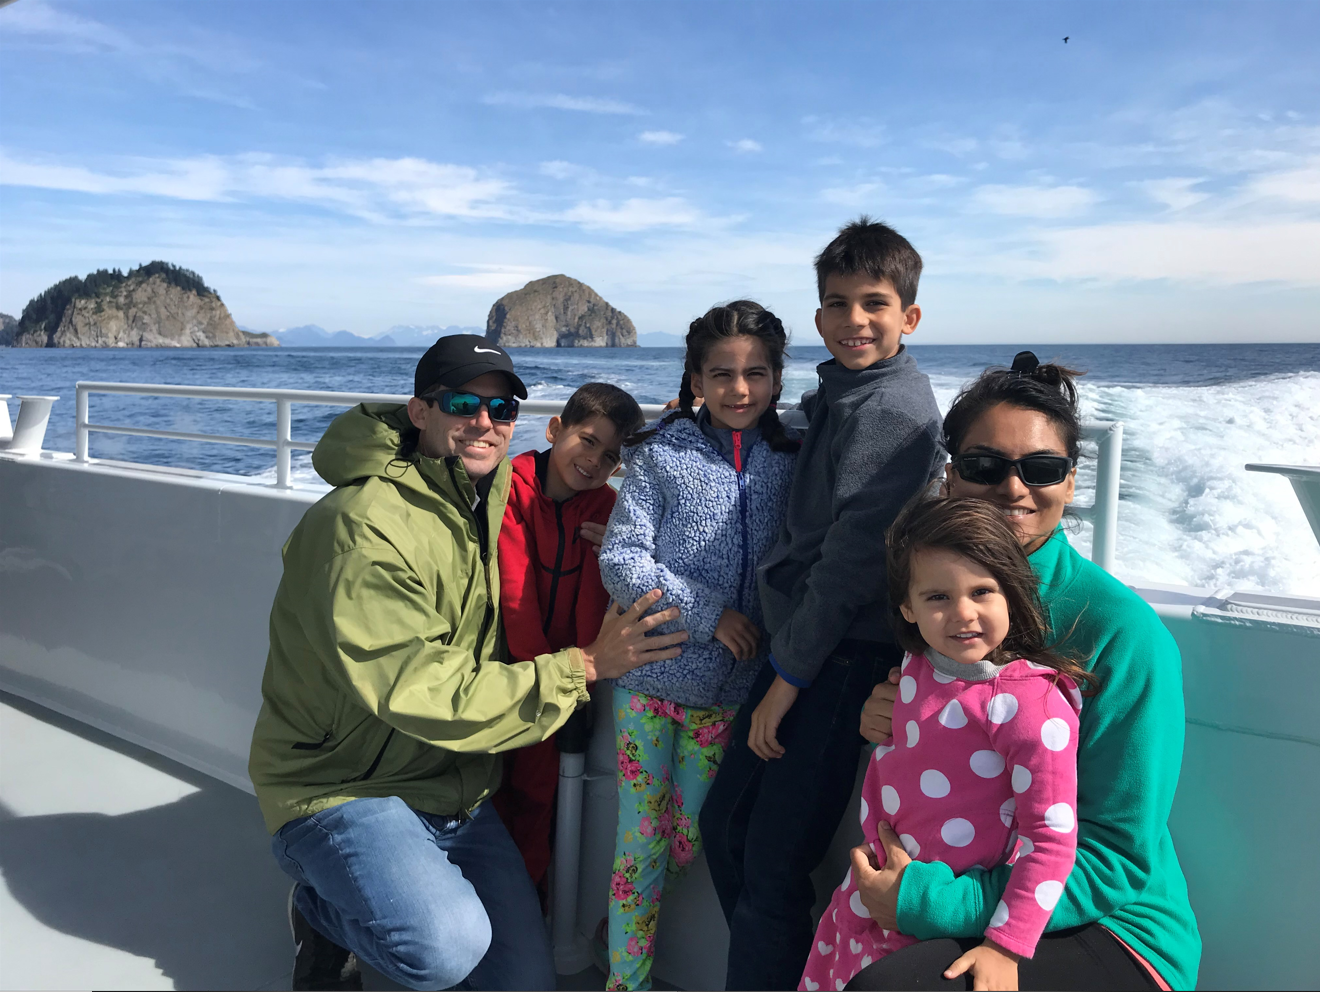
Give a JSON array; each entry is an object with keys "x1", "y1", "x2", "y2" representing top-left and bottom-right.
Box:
[
  {"x1": 970, "y1": 750, "x2": 1005, "y2": 778},
  {"x1": 1012, "y1": 764, "x2": 1032, "y2": 793},
  {"x1": 941, "y1": 817, "x2": 975, "y2": 847},
  {"x1": 1044, "y1": 802, "x2": 1075, "y2": 833},
  {"x1": 1035, "y1": 879, "x2": 1064, "y2": 910},
  {"x1": 931, "y1": 668, "x2": 957, "y2": 684},
  {"x1": 999, "y1": 797, "x2": 1017, "y2": 827},
  {"x1": 1041, "y1": 717, "x2": 1071, "y2": 751},
  {"x1": 938, "y1": 699, "x2": 967, "y2": 728},
  {"x1": 920, "y1": 769, "x2": 951, "y2": 798},
  {"x1": 987, "y1": 693, "x2": 1019, "y2": 723},
  {"x1": 881, "y1": 785, "x2": 900, "y2": 815},
  {"x1": 900, "y1": 675, "x2": 917, "y2": 703},
  {"x1": 803, "y1": 654, "x2": 1083, "y2": 992},
  {"x1": 849, "y1": 889, "x2": 870, "y2": 919}
]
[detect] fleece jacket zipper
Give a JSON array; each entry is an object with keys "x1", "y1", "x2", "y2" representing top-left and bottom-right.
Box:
[
  {"x1": 734, "y1": 431, "x2": 749, "y2": 613},
  {"x1": 543, "y1": 501, "x2": 567, "y2": 634}
]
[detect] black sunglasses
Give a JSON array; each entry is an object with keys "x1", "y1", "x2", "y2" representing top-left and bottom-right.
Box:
[
  {"x1": 428, "y1": 390, "x2": 520, "y2": 423},
  {"x1": 952, "y1": 452, "x2": 1074, "y2": 487}
]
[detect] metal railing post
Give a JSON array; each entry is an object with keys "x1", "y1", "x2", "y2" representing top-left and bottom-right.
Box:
[
  {"x1": 76, "y1": 384, "x2": 89, "y2": 463},
  {"x1": 1090, "y1": 422, "x2": 1124, "y2": 574},
  {"x1": 275, "y1": 398, "x2": 292, "y2": 489}
]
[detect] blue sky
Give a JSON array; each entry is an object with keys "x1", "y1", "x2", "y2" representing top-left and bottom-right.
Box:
[{"x1": 2, "y1": 0, "x2": 1318, "y2": 343}]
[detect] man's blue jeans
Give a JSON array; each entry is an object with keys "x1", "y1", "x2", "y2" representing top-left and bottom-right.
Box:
[{"x1": 272, "y1": 796, "x2": 555, "y2": 991}]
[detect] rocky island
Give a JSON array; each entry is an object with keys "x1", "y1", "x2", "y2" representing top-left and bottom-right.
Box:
[
  {"x1": 486, "y1": 274, "x2": 636, "y2": 348},
  {"x1": 6, "y1": 262, "x2": 278, "y2": 348}
]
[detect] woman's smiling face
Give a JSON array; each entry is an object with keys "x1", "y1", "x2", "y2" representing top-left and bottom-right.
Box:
[{"x1": 945, "y1": 402, "x2": 1076, "y2": 554}]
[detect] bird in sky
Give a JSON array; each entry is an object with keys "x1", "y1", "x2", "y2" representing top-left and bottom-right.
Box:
[{"x1": 1063, "y1": 36, "x2": 1070, "y2": 43}]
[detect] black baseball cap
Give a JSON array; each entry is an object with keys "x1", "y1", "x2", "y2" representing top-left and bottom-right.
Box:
[{"x1": 414, "y1": 334, "x2": 528, "y2": 399}]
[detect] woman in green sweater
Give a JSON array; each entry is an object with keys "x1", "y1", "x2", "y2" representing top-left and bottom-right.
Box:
[{"x1": 847, "y1": 353, "x2": 1200, "y2": 990}]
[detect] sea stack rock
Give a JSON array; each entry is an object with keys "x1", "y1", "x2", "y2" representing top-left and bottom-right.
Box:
[
  {"x1": 485, "y1": 274, "x2": 637, "y2": 348},
  {"x1": 11, "y1": 262, "x2": 279, "y2": 348}
]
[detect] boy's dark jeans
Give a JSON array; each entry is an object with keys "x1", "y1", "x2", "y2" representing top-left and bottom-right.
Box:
[{"x1": 701, "y1": 640, "x2": 902, "y2": 991}]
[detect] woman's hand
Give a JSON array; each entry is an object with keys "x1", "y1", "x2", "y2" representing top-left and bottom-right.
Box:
[
  {"x1": 944, "y1": 939, "x2": 1020, "y2": 991},
  {"x1": 859, "y1": 667, "x2": 902, "y2": 743},
  {"x1": 850, "y1": 820, "x2": 912, "y2": 930},
  {"x1": 580, "y1": 590, "x2": 688, "y2": 681},
  {"x1": 748, "y1": 675, "x2": 798, "y2": 759},
  {"x1": 714, "y1": 608, "x2": 760, "y2": 661}
]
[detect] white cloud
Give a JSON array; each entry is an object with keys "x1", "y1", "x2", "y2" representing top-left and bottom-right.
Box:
[
  {"x1": 804, "y1": 116, "x2": 884, "y2": 148},
  {"x1": 993, "y1": 221, "x2": 1320, "y2": 285},
  {"x1": 482, "y1": 92, "x2": 643, "y2": 115},
  {"x1": 0, "y1": 151, "x2": 513, "y2": 219},
  {"x1": 539, "y1": 160, "x2": 595, "y2": 181},
  {"x1": 419, "y1": 265, "x2": 549, "y2": 291},
  {"x1": 728, "y1": 139, "x2": 763, "y2": 154},
  {"x1": 559, "y1": 197, "x2": 704, "y2": 231},
  {"x1": 639, "y1": 130, "x2": 684, "y2": 146},
  {"x1": 971, "y1": 183, "x2": 1098, "y2": 218},
  {"x1": 1245, "y1": 160, "x2": 1320, "y2": 204},
  {"x1": 820, "y1": 182, "x2": 884, "y2": 207},
  {"x1": 1136, "y1": 177, "x2": 1209, "y2": 211},
  {"x1": 2, "y1": 0, "x2": 139, "y2": 53}
]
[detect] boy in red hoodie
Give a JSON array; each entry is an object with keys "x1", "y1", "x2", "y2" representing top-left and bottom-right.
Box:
[{"x1": 494, "y1": 382, "x2": 646, "y2": 897}]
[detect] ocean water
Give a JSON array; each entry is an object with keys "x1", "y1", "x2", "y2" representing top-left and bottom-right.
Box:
[{"x1": 3, "y1": 343, "x2": 1318, "y2": 596}]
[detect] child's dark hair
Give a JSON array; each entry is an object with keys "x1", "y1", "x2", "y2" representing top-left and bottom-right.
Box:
[
  {"x1": 560, "y1": 382, "x2": 645, "y2": 439},
  {"x1": 886, "y1": 492, "x2": 1098, "y2": 693},
  {"x1": 814, "y1": 215, "x2": 923, "y2": 308},
  {"x1": 627, "y1": 300, "x2": 800, "y2": 453},
  {"x1": 943, "y1": 351, "x2": 1085, "y2": 461}
]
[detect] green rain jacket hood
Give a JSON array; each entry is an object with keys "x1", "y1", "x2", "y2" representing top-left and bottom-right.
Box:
[{"x1": 248, "y1": 403, "x2": 589, "y2": 833}]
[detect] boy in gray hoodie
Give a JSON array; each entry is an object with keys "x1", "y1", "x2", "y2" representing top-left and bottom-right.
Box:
[{"x1": 700, "y1": 217, "x2": 945, "y2": 990}]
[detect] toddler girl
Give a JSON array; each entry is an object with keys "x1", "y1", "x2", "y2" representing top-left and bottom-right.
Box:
[
  {"x1": 598, "y1": 300, "x2": 799, "y2": 990},
  {"x1": 801, "y1": 495, "x2": 1094, "y2": 992}
]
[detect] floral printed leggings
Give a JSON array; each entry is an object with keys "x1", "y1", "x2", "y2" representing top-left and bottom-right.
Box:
[{"x1": 607, "y1": 688, "x2": 737, "y2": 991}]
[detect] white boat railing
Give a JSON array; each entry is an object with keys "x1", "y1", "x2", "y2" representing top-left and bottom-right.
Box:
[
  {"x1": 69, "y1": 381, "x2": 1123, "y2": 570},
  {"x1": 72, "y1": 381, "x2": 669, "y2": 489}
]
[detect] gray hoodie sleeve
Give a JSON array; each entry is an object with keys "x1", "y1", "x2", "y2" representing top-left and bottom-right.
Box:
[{"x1": 769, "y1": 410, "x2": 943, "y2": 685}]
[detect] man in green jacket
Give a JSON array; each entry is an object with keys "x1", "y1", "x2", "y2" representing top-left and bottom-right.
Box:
[{"x1": 249, "y1": 336, "x2": 684, "y2": 992}]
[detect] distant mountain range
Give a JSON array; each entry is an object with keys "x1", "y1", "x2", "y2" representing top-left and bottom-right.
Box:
[
  {"x1": 248, "y1": 324, "x2": 685, "y2": 348},
  {"x1": 252, "y1": 324, "x2": 482, "y2": 347}
]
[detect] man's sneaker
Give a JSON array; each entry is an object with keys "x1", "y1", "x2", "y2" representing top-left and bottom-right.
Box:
[{"x1": 288, "y1": 884, "x2": 363, "y2": 991}]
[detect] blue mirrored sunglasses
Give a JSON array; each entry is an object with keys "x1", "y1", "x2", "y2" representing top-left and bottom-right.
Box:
[{"x1": 429, "y1": 390, "x2": 520, "y2": 423}]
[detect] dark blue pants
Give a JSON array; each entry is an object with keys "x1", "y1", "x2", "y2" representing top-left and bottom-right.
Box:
[
  {"x1": 700, "y1": 642, "x2": 900, "y2": 991},
  {"x1": 273, "y1": 797, "x2": 555, "y2": 991}
]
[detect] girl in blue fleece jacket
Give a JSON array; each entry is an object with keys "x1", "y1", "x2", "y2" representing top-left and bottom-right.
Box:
[{"x1": 598, "y1": 301, "x2": 798, "y2": 990}]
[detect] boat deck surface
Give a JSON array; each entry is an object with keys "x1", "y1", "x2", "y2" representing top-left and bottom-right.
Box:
[{"x1": 0, "y1": 692, "x2": 622, "y2": 992}]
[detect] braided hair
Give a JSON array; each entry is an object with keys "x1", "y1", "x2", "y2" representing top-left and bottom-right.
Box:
[{"x1": 628, "y1": 300, "x2": 800, "y2": 453}]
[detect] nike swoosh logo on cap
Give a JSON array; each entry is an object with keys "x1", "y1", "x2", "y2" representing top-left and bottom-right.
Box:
[{"x1": 473, "y1": 346, "x2": 501, "y2": 354}]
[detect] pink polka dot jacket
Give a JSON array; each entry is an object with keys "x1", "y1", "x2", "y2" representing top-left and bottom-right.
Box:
[{"x1": 800, "y1": 651, "x2": 1082, "y2": 992}]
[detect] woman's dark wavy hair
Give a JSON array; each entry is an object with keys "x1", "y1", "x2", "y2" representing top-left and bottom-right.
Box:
[
  {"x1": 627, "y1": 300, "x2": 800, "y2": 452},
  {"x1": 943, "y1": 351, "x2": 1085, "y2": 461},
  {"x1": 887, "y1": 491, "x2": 1098, "y2": 693}
]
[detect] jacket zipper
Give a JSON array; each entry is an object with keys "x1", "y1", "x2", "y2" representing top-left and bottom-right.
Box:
[
  {"x1": 447, "y1": 462, "x2": 496, "y2": 663},
  {"x1": 734, "y1": 431, "x2": 749, "y2": 613},
  {"x1": 543, "y1": 500, "x2": 567, "y2": 635}
]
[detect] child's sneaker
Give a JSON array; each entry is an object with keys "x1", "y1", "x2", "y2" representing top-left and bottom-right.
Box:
[{"x1": 288, "y1": 884, "x2": 362, "y2": 991}]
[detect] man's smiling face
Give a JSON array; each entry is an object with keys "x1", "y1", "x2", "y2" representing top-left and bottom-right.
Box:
[
  {"x1": 815, "y1": 271, "x2": 921, "y2": 370},
  {"x1": 406, "y1": 371, "x2": 514, "y2": 481}
]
